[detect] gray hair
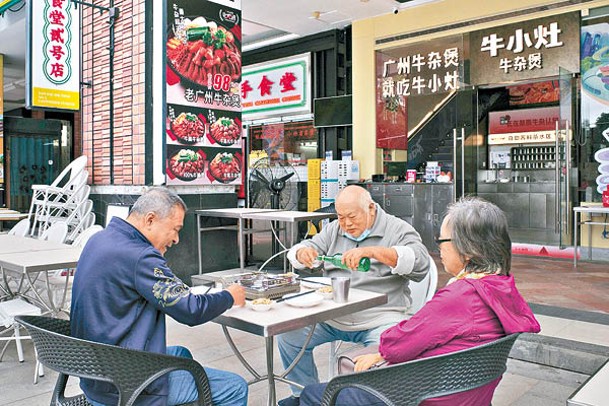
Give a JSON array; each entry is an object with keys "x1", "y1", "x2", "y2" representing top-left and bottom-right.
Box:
[
  {"x1": 445, "y1": 196, "x2": 511, "y2": 275},
  {"x1": 129, "y1": 187, "x2": 187, "y2": 219}
]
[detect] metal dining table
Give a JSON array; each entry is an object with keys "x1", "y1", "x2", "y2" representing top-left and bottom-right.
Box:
[
  {"x1": 195, "y1": 208, "x2": 336, "y2": 273},
  {"x1": 0, "y1": 235, "x2": 81, "y2": 314},
  {"x1": 191, "y1": 280, "x2": 387, "y2": 406}
]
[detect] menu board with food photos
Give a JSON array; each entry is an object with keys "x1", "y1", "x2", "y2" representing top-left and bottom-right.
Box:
[{"x1": 165, "y1": 0, "x2": 242, "y2": 185}]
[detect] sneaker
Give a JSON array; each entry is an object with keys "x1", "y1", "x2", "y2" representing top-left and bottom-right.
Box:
[{"x1": 278, "y1": 395, "x2": 300, "y2": 406}]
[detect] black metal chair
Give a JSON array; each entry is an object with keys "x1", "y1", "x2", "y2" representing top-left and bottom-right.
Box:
[
  {"x1": 16, "y1": 315, "x2": 212, "y2": 406},
  {"x1": 320, "y1": 333, "x2": 520, "y2": 406}
]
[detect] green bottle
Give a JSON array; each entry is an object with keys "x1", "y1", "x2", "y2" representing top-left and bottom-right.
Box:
[{"x1": 317, "y1": 254, "x2": 370, "y2": 272}]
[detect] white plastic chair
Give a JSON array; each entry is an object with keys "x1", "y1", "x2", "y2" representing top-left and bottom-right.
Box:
[
  {"x1": 71, "y1": 224, "x2": 103, "y2": 249},
  {"x1": 39, "y1": 222, "x2": 69, "y2": 244},
  {"x1": 0, "y1": 298, "x2": 44, "y2": 383},
  {"x1": 7, "y1": 218, "x2": 31, "y2": 237},
  {"x1": 28, "y1": 156, "x2": 88, "y2": 236},
  {"x1": 327, "y1": 254, "x2": 438, "y2": 378}
]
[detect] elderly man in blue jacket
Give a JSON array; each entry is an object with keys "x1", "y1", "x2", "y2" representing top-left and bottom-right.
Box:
[{"x1": 71, "y1": 187, "x2": 248, "y2": 406}]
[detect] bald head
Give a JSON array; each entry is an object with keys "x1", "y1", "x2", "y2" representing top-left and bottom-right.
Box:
[
  {"x1": 335, "y1": 186, "x2": 376, "y2": 238},
  {"x1": 336, "y1": 185, "x2": 373, "y2": 211}
]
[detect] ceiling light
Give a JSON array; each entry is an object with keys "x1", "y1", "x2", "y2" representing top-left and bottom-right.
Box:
[
  {"x1": 311, "y1": 11, "x2": 321, "y2": 19},
  {"x1": 242, "y1": 33, "x2": 301, "y2": 52}
]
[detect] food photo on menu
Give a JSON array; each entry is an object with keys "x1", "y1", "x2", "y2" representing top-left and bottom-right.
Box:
[
  {"x1": 166, "y1": 104, "x2": 242, "y2": 148},
  {"x1": 166, "y1": 15, "x2": 241, "y2": 89},
  {"x1": 166, "y1": 145, "x2": 242, "y2": 185}
]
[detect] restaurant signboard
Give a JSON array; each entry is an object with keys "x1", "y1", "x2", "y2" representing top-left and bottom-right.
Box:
[
  {"x1": 26, "y1": 0, "x2": 80, "y2": 111},
  {"x1": 470, "y1": 12, "x2": 579, "y2": 85},
  {"x1": 165, "y1": 0, "x2": 243, "y2": 186},
  {"x1": 241, "y1": 54, "x2": 311, "y2": 120}
]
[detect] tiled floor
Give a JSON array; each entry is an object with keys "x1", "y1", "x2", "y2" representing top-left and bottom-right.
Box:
[{"x1": 1, "y1": 253, "x2": 608, "y2": 405}]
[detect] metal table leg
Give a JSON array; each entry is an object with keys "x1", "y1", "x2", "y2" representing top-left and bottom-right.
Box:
[
  {"x1": 573, "y1": 210, "x2": 578, "y2": 269},
  {"x1": 238, "y1": 218, "x2": 245, "y2": 270},
  {"x1": 220, "y1": 324, "x2": 314, "y2": 404}
]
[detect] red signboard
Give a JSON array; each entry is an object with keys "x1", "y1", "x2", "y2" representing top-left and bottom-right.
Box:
[{"x1": 488, "y1": 106, "x2": 560, "y2": 134}]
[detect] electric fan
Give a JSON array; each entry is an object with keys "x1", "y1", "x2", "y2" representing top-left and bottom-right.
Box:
[
  {"x1": 248, "y1": 157, "x2": 299, "y2": 211},
  {"x1": 248, "y1": 157, "x2": 300, "y2": 270}
]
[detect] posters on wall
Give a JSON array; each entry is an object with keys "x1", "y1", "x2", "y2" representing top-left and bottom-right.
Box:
[
  {"x1": 581, "y1": 21, "x2": 609, "y2": 194},
  {"x1": 165, "y1": 0, "x2": 242, "y2": 185},
  {"x1": 26, "y1": 0, "x2": 80, "y2": 110}
]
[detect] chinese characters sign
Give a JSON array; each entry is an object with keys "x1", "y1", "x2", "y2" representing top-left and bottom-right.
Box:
[
  {"x1": 242, "y1": 54, "x2": 311, "y2": 120},
  {"x1": 27, "y1": 0, "x2": 80, "y2": 110},
  {"x1": 488, "y1": 106, "x2": 559, "y2": 145},
  {"x1": 470, "y1": 13, "x2": 579, "y2": 84},
  {"x1": 376, "y1": 36, "x2": 463, "y2": 98},
  {"x1": 375, "y1": 35, "x2": 463, "y2": 150},
  {"x1": 165, "y1": 0, "x2": 243, "y2": 186}
]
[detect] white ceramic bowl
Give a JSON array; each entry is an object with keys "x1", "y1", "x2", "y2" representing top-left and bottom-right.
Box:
[
  {"x1": 251, "y1": 301, "x2": 273, "y2": 312},
  {"x1": 316, "y1": 288, "x2": 334, "y2": 300}
]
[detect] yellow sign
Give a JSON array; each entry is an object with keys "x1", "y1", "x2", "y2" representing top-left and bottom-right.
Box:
[{"x1": 33, "y1": 87, "x2": 80, "y2": 110}]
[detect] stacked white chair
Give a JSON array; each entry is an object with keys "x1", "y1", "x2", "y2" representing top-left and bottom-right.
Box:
[
  {"x1": 28, "y1": 155, "x2": 89, "y2": 238},
  {"x1": 35, "y1": 224, "x2": 104, "y2": 316}
]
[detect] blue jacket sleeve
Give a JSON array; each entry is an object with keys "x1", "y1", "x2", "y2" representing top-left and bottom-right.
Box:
[{"x1": 134, "y1": 248, "x2": 234, "y2": 326}]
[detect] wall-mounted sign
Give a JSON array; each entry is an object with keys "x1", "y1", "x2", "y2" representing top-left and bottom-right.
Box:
[
  {"x1": 26, "y1": 0, "x2": 80, "y2": 111},
  {"x1": 376, "y1": 35, "x2": 464, "y2": 98},
  {"x1": 470, "y1": 12, "x2": 579, "y2": 85},
  {"x1": 242, "y1": 53, "x2": 311, "y2": 120},
  {"x1": 488, "y1": 106, "x2": 559, "y2": 145},
  {"x1": 0, "y1": 53, "x2": 3, "y2": 185},
  {"x1": 165, "y1": 0, "x2": 242, "y2": 186}
]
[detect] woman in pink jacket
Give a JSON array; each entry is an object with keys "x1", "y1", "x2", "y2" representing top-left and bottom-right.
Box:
[{"x1": 300, "y1": 197, "x2": 541, "y2": 406}]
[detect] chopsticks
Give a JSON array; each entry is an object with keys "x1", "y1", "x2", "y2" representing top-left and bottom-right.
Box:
[
  {"x1": 276, "y1": 290, "x2": 316, "y2": 303},
  {"x1": 297, "y1": 277, "x2": 331, "y2": 286}
]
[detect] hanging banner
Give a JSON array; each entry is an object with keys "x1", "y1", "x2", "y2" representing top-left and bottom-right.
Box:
[
  {"x1": 470, "y1": 12, "x2": 579, "y2": 85},
  {"x1": 241, "y1": 53, "x2": 311, "y2": 120},
  {"x1": 26, "y1": 0, "x2": 80, "y2": 111},
  {"x1": 165, "y1": 0, "x2": 243, "y2": 186}
]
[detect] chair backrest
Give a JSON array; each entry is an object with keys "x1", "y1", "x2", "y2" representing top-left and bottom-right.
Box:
[
  {"x1": 39, "y1": 221, "x2": 68, "y2": 243},
  {"x1": 321, "y1": 333, "x2": 521, "y2": 406},
  {"x1": 408, "y1": 254, "x2": 438, "y2": 315},
  {"x1": 49, "y1": 155, "x2": 88, "y2": 189},
  {"x1": 8, "y1": 218, "x2": 31, "y2": 237},
  {"x1": 16, "y1": 315, "x2": 212, "y2": 406},
  {"x1": 72, "y1": 224, "x2": 103, "y2": 249}
]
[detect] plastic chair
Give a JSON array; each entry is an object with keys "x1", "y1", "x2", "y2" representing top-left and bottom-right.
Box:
[
  {"x1": 39, "y1": 221, "x2": 69, "y2": 244},
  {"x1": 407, "y1": 255, "x2": 438, "y2": 316},
  {"x1": 71, "y1": 225, "x2": 103, "y2": 249},
  {"x1": 28, "y1": 156, "x2": 88, "y2": 236},
  {"x1": 328, "y1": 254, "x2": 438, "y2": 378},
  {"x1": 7, "y1": 218, "x2": 31, "y2": 237},
  {"x1": 0, "y1": 298, "x2": 44, "y2": 383},
  {"x1": 16, "y1": 315, "x2": 212, "y2": 406},
  {"x1": 320, "y1": 333, "x2": 521, "y2": 406}
]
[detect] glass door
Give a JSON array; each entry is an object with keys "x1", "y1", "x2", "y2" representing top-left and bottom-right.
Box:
[
  {"x1": 557, "y1": 67, "x2": 576, "y2": 247},
  {"x1": 453, "y1": 84, "x2": 479, "y2": 200}
]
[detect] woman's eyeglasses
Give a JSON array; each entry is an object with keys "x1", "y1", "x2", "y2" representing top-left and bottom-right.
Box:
[{"x1": 435, "y1": 237, "x2": 452, "y2": 246}]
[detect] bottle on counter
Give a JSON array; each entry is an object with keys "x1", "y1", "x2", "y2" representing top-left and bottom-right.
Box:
[{"x1": 317, "y1": 254, "x2": 370, "y2": 272}]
